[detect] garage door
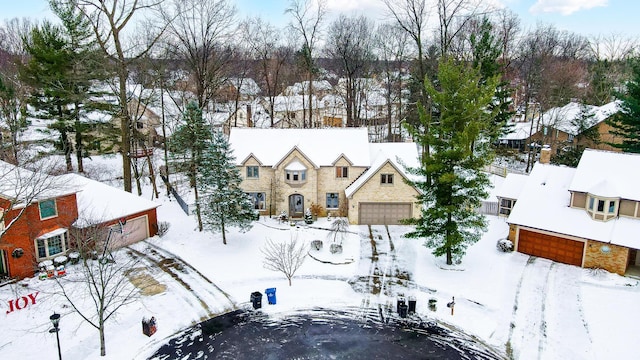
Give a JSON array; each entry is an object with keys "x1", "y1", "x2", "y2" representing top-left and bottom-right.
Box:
[
  {"x1": 107, "y1": 215, "x2": 149, "y2": 249},
  {"x1": 517, "y1": 229, "x2": 584, "y2": 266},
  {"x1": 359, "y1": 203, "x2": 412, "y2": 225}
]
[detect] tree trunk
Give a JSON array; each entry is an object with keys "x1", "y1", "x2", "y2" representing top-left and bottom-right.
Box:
[
  {"x1": 61, "y1": 129, "x2": 73, "y2": 172},
  {"x1": 75, "y1": 121, "x2": 84, "y2": 173},
  {"x1": 146, "y1": 150, "x2": 159, "y2": 199},
  {"x1": 99, "y1": 323, "x2": 106, "y2": 356},
  {"x1": 116, "y1": 51, "x2": 132, "y2": 193},
  {"x1": 221, "y1": 214, "x2": 226, "y2": 245}
]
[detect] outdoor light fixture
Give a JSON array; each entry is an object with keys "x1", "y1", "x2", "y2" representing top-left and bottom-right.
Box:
[{"x1": 49, "y1": 312, "x2": 62, "y2": 360}]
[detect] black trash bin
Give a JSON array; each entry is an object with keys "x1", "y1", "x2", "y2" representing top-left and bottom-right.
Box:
[
  {"x1": 398, "y1": 303, "x2": 408, "y2": 318},
  {"x1": 250, "y1": 291, "x2": 262, "y2": 309},
  {"x1": 396, "y1": 296, "x2": 406, "y2": 313},
  {"x1": 408, "y1": 296, "x2": 416, "y2": 313}
]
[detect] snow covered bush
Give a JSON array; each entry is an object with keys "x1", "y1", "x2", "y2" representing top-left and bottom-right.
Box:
[
  {"x1": 496, "y1": 238, "x2": 514, "y2": 252},
  {"x1": 157, "y1": 221, "x2": 170, "y2": 237}
]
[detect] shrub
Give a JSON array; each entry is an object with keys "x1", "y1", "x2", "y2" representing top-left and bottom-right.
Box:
[
  {"x1": 496, "y1": 238, "x2": 514, "y2": 252},
  {"x1": 157, "y1": 221, "x2": 170, "y2": 237}
]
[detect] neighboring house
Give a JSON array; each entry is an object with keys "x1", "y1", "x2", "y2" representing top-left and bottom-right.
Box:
[
  {"x1": 229, "y1": 128, "x2": 421, "y2": 225},
  {"x1": 529, "y1": 101, "x2": 621, "y2": 154},
  {"x1": 268, "y1": 95, "x2": 325, "y2": 128},
  {"x1": 498, "y1": 148, "x2": 640, "y2": 275},
  {"x1": 0, "y1": 161, "x2": 160, "y2": 279},
  {"x1": 217, "y1": 78, "x2": 261, "y2": 102},
  {"x1": 283, "y1": 80, "x2": 333, "y2": 98}
]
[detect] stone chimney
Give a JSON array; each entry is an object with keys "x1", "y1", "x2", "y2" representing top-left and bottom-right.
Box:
[{"x1": 540, "y1": 144, "x2": 551, "y2": 164}]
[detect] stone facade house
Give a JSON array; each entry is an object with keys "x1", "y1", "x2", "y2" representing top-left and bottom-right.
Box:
[
  {"x1": 498, "y1": 148, "x2": 640, "y2": 275},
  {"x1": 229, "y1": 128, "x2": 421, "y2": 225}
]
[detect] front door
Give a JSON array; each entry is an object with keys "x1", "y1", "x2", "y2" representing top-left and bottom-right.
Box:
[{"x1": 289, "y1": 194, "x2": 304, "y2": 218}]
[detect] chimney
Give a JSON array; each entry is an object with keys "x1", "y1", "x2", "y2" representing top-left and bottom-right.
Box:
[
  {"x1": 246, "y1": 104, "x2": 253, "y2": 127},
  {"x1": 540, "y1": 144, "x2": 551, "y2": 164}
]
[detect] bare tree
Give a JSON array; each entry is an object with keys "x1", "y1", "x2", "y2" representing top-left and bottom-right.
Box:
[
  {"x1": 262, "y1": 234, "x2": 308, "y2": 286},
  {"x1": 56, "y1": 218, "x2": 143, "y2": 356},
  {"x1": 162, "y1": 0, "x2": 237, "y2": 111},
  {"x1": 327, "y1": 217, "x2": 350, "y2": 245},
  {"x1": 325, "y1": 15, "x2": 375, "y2": 127},
  {"x1": 75, "y1": 0, "x2": 167, "y2": 193},
  {"x1": 0, "y1": 158, "x2": 67, "y2": 245},
  {"x1": 375, "y1": 23, "x2": 411, "y2": 140},
  {"x1": 242, "y1": 17, "x2": 294, "y2": 127},
  {"x1": 286, "y1": 0, "x2": 327, "y2": 128}
]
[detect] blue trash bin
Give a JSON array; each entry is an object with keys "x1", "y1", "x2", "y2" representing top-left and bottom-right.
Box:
[{"x1": 265, "y1": 288, "x2": 277, "y2": 305}]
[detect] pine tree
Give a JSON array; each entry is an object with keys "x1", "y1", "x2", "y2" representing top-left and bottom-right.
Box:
[
  {"x1": 197, "y1": 130, "x2": 254, "y2": 245},
  {"x1": 20, "y1": 0, "x2": 109, "y2": 172},
  {"x1": 552, "y1": 103, "x2": 600, "y2": 167},
  {"x1": 608, "y1": 58, "x2": 640, "y2": 153},
  {"x1": 170, "y1": 101, "x2": 211, "y2": 231},
  {"x1": 404, "y1": 58, "x2": 499, "y2": 265},
  {"x1": 470, "y1": 16, "x2": 514, "y2": 143}
]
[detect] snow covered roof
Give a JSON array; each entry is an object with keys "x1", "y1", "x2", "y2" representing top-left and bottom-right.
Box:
[
  {"x1": 496, "y1": 173, "x2": 529, "y2": 200},
  {"x1": 229, "y1": 128, "x2": 371, "y2": 168},
  {"x1": 227, "y1": 78, "x2": 261, "y2": 96},
  {"x1": 284, "y1": 80, "x2": 332, "y2": 96},
  {"x1": 272, "y1": 95, "x2": 323, "y2": 112},
  {"x1": 345, "y1": 142, "x2": 420, "y2": 198},
  {"x1": 499, "y1": 121, "x2": 536, "y2": 141},
  {"x1": 569, "y1": 149, "x2": 640, "y2": 201},
  {"x1": 0, "y1": 160, "x2": 79, "y2": 206},
  {"x1": 507, "y1": 162, "x2": 640, "y2": 249},
  {"x1": 58, "y1": 173, "x2": 159, "y2": 227},
  {"x1": 539, "y1": 101, "x2": 620, "y2": 135}
]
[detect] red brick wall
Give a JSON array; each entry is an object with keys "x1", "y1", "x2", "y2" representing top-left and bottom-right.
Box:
[{"x1": 1, "y1": 194, "x2": 78, "y2": 278}]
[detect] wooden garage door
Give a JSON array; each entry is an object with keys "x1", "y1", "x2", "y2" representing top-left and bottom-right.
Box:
[
  {"x1": 518, "y1": 229, "x2": 584, "y2": 266},
  {"x1": 359, "y1": 203, "x2": 411, "y2": 225},
  {"x1": 107, "y1": 215, "x2": 149, "y2": 249}
]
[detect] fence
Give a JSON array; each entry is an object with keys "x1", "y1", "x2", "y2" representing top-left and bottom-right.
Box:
[
  {"x1": 484, "y1": 164, "x2": 526, "y2": 177},
  {"x1": 160, "y1": 174, "x2": 190, "y2": 215}
]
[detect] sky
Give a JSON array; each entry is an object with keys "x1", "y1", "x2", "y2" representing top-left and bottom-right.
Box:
[
  {"x1": 2, "y1": 0, "x2": 638, "y2": 38},
  {"x1": 1, "y1": 151, "x2": 639, "y2": 359}
]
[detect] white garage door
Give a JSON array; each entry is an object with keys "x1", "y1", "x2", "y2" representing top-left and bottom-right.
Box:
[
  {"x1": 107, "y1": 215, "x2": 149, "y2": 249},
  {"x1": 359, "y1": 203, "x2": 412, "y2": 225}
]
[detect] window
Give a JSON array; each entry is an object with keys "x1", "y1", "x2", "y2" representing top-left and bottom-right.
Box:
[
  {"x1": 381, "y1": 174, "x2": 394, "y2": 184},
  {"x1": 246, "y1": 166, "x2": 259, "y2": 179},
  {"x1": 136, "y1": 121, "x2": 144, "y2": 129},
  {"x1": 499, "y1": 198, "x2": 515, "y2": 216},
  {"x1": 326, "y1": 193, "x2": 339, "y2": 209},
  {"x1": 36, "y1": 230, "x2": 69, "y2": 260},
  {"x1": 39, "y1": 199, "x2": 58, "y2": 220},
  {"x1": 285, "y1": 170, "x2": 307, "y2": 183},
  {"x1": 586, "y1": 194, "x2": 618, "y2": 221},
  {"x1": 336, "y1": 166, "x2": 348, "y2": 178},
  {"x1": 247, "y1": 192, "x2": 266, "y2": 210}
]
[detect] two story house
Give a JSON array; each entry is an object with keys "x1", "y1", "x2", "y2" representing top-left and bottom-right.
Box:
[
  {"x1": 498, "y1": 148, "x2": 640, "y2": 275},
  {"x1": 1, "y1": 161, "x2": 160, "y2": 279},
  {"x1": 229, "y1": 128, "x2": 421, "y2": 225}
]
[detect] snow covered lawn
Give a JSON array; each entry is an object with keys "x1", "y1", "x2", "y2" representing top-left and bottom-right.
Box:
[{"x1": 1, "y1": 183, "x2": 639, "y2": 359}]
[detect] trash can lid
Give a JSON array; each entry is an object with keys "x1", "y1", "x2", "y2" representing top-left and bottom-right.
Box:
[{"x1": 266, "y1": 288, "x2": 276, "y2": 292}]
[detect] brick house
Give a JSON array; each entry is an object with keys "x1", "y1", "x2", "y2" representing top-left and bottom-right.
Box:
[
  {"x1": 1, "y1": 162, "x2": 159, "y2": 279},
  {"x1": 498, "y1": 149, "x2": 640, "y2": 275},
  {"x1": 229, "y1": 128, "x2": 421, "y2": 225}
]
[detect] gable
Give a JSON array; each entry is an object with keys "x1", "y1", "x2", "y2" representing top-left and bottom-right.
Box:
[{"x1": 229, "y1": 128, "x2": 371, "y2": 167}]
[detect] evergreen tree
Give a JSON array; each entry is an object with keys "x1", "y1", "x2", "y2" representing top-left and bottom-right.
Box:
[
  {"x1": 470, "y1": 17, "x2": 514, "y2": 143},
  {"x1": 552, "y1": 104, "x2": 600, "y2": 167},
  {"x1": 197, "y1": 130, "x2": 254, "y2": 245},
  {"x1": 404, "y1": 58, "x2": 499, "y2": 265},
  {"x1": 608, "y1": 58, "x2": 640, "y2": 153},
  {"x1": 20, "y1": 0, "x2": 109, "y2": 172},
  {"x1": 170, "y1": 101, "x2": 211, "y2": 231}
]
